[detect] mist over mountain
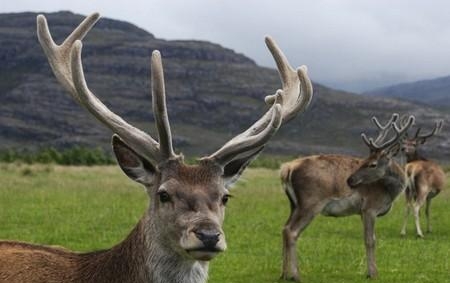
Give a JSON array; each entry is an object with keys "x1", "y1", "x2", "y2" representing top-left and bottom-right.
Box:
[{"x1": 0, "y1": 12, "x2": 449, "y2": 160}]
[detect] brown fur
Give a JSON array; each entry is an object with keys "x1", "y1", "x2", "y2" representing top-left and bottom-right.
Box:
[
  {"x1": 401, "y1": 159, "x2": 446, "y2": 237},
  {"x1": 0, "y1": 220, "x2": 147, "y2": 283},
  {"x1": 0, "y1": 160, "x2": 227, "y2": 283},
  {"x1": 406, "y1": 160, "x2": 445, "y2": 196},
  {"x1": 280, "y1": 154, "x2": 406, "y2": 281}
]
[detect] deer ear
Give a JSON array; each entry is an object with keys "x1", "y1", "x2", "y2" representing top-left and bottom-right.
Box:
[
  {"x1": 222, "y1": 147, "x2": 263, "y2": 188},
  {"x1": 112, "y1": 135, "x2": 157, "y2": 186}
]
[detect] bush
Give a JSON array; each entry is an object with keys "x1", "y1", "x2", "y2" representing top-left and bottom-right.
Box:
[
  {"x1": 0, "y1": 147, "x2": 298, "y2": 169},
  {"x1": 0, "y1": 146, "x2": 115, "y2": 166}
]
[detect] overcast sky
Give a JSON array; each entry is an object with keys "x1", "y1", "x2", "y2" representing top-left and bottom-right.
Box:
[{"x1": 2, "y1": 0, "x2": 450, "y2": 92}]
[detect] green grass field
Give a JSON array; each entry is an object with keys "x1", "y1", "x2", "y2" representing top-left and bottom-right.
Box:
[{"x1": 0, "y1": 163, "x2": 449, "y2": 282}]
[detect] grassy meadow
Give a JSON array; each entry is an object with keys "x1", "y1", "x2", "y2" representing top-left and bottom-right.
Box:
[{"x1": 0, "y1": 163, "x2": 449, "y2": 283}]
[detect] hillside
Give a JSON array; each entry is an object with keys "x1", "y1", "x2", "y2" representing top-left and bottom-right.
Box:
[
  {"x1": 0, "y1": 11, "x2": 449, "y2": 160},
  {"x1": 365, "y1": 75, "x2": 450, "y2": 109}
]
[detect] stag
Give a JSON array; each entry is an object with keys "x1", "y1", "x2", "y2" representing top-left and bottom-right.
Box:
[
  {"x1": 280, "y1": 114, "x2": 414, "y2": 281},
  {"x1": 0, "y1": 13, "x2": 313, "y2": 283},
  {"x1": 400, "y1": 120, "x2": 446, "y2": 237}
]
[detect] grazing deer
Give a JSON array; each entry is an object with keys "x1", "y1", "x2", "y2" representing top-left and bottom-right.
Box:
[
  {"x1": 0, "y1": 13, "x2": 313, "y2": 283},
  {"x1": 400, "y1": 120, "x2": 446, "y2": 237},
  {"x1": 280, "y1": 114, "x2": 414, "y2": 281}
]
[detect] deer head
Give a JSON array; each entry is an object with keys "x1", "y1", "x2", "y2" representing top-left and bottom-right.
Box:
[
  {"x1": 37, "y1": 13, "x2": 313, "y2": 262},
  {"x1": 401, "y1": 119, "x2": 443, "y2": 159},
  {"x1": 347, "y1": 114, "x2": 414, "y2": 188}
]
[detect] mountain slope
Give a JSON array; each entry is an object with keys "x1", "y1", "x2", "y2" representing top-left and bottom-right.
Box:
[
  {"x1": 365, "y1": 75, "x2": 450, "y2": 109},
  {"x1": 0, "y1": 12, "x2": 449, "y2": 160}
]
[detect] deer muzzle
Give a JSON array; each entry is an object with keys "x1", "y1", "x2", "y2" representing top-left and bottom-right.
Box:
[{"x1": 181, "y1": 223, "x2": 226, "y2": 261}]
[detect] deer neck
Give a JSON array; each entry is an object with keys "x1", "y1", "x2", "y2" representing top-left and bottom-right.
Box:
[
  {"x1": 77, "y1": 212, "x2": 209, "y2": 283},
  {"x1": 382, "y1": 162, "x2": 407, "y2": 200},
  {"x1": 406, "y1": 150, "x2": 428, "y2": 163}
]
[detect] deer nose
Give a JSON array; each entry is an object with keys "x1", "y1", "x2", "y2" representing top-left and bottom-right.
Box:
[{"x1": 194, "y1": 229, "x2": 220, "y2": 249}]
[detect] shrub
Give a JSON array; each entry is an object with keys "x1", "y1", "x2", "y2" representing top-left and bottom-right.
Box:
[{"x1": 0, "y1": 146, "x2": 115, "y2": 166}]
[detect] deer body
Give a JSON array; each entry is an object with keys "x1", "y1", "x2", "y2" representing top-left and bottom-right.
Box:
[
  {"x1": 0, "y1": 13, "x2": 313, "y2": 282},
  {"x1": 0, "y1": 216, "x2": 207, "y2": 283},
  {"x1": 402, "y1": 160, "x2": 445, "y2": 237},
  {"x1": 281, "y1": 154, "x2": 405, "y2": 281},
  {"x1": 280, "y1": 115, "x2": 413, "y2": 281},
  {"x1": 400, "y1": 121, "x2": 446, "y2": 237}
]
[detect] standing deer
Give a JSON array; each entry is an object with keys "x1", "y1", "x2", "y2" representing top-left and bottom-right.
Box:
[
  {"x1": 400, "y1": 120, "x2": 446, "y2": 237},
  {"x1": 280, "y1": 114, "x2": 414, "y2": 281},
  {"x1": 0, "y1": 13, "x2": 313, "y2": 283}
]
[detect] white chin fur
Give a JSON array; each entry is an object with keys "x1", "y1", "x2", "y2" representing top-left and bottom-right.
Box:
[
  {"x1": 186, "y1": 250, "x2": 221, "y2": 261},
  {"x1": 180, "y1": 235, "x2": 227, "y2": 261}
]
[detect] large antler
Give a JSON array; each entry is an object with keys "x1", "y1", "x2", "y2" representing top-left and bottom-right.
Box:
[
  {"x1": 413, "y1": 120, "x2": 443, "y2": 142},
  {"x1": 204, "y1": 37, "x2": 313, "y2": 165},
  {"x1": 370, "y1": 113, "x2": 399, "y2": 144},
  {"x1": 37, "y1": 13, "x2": 176, "y2": 163},
  {"x1": 361, "y1": 115, "x2": 415, "y2": 153}
]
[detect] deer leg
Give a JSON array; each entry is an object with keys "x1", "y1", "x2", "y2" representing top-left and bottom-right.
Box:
[
  {"x1": 413, "y1": 191, "x2": 428, "y2": 238},
  {"x1": 362, "y1": 211, "x2": 377, "y2": 279},
  {"x1": 400, "y1": 204, "x2": 411, "y2": 236},
  {"x1": 425, "y1": 194, "x2": 433, "y2": 233},
  {"x1": 413, "y1": 203, "x2": 424, "y2": 238},
  {"x1": 281, "y1": 207, "x2": 317, "y2": 282}
]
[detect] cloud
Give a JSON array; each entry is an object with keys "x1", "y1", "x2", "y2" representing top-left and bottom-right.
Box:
[{"x1": 2, "y1": 0, "x2": 450, "y2": 92}]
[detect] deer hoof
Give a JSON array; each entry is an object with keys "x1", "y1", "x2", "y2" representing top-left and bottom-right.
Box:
[
  {"x1": 366, "y1": 272, "x2": 378, "y2": 279},
  {"x1": 280, "y1": 273, "x2": 301, "y2": 282}
]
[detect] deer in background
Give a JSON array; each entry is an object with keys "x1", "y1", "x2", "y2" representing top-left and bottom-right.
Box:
[
  {"x1": 400, "y1": 120, "x2": 446, "y2": 237},
  {"x1": 280, "y1": 114, "x2": 414, "y2": 281},
  {"x1": 0, "y1": 13, "x2": 313, "y2": 283}
]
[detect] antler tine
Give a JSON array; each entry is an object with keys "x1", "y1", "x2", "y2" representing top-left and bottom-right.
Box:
[
  {"x1": 208, "y1": 105, "x2": 282, "y2": 165},
  {"x1": 399, "y1": 114, "x2": 413, "y2": 127},
  {"x1": 38, "y1": 14, "x2": 164, "y2": 163},
  {"x1": 361, "y1": 133, "x2": 372, "y2": 148},
  {"x1": 361, "y1": 114, "x2": 398, "y2": 152},
  {"x1": 264, "y1": 36, "x2": 313, "y2": 123},
  {"x1": 413, "y1": 127, "x2": 422, "y2": 139},
  {"x1": 371, "y1": 113, "x2": 399, "y2": 144},
  {"x1": 151, "y1": 51, "x2": 176, "y2": 159},
  {"x1": 415, "y1": 120, "x2": 444, "y2": 140},
  {"x1": 437, "y1": 120, "x2": 444, "y2": 132},
  {"x1": 37, "y1": 13, "x2": 100, "y2": 99},
  {"x1": 204, "y1": 36, "x2": 313, "y2": 166},
  {"x1": 372, "y1": 113, "x2": 398, "y2": 130},
  {"x1": 370, "y1": 116, "x2": 415, "y2": 151},
  {"x1": 70, "y1": 41, "x2": 161, "y2": 161}
]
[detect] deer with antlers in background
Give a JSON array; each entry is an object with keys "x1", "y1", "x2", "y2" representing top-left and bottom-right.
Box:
[
  {"x1": 400, "y1": 120, "x2": 446, "y2": 238},
  {"x1": 0, "y1": 13, "x2": 313, "y2": 283},
  {"x1": 280, "y1": 114, "x2": 414, "y2": 281}
]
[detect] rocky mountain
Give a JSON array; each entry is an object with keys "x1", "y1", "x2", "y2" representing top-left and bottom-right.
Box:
[
  {"x1": 365, "y1": 75, "x2": 450, "y2": 109},
  {"x1": 0, "y1": 11, "x2": 449, "y2": 160}
]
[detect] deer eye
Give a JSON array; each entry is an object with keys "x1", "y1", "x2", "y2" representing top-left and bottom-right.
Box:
[
  {"x1": 222, "y1": 194, "x2": 232, "y2": 206},
  {"x1": 158, "y1": 191, "x2": 171, "y2": 203}
]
